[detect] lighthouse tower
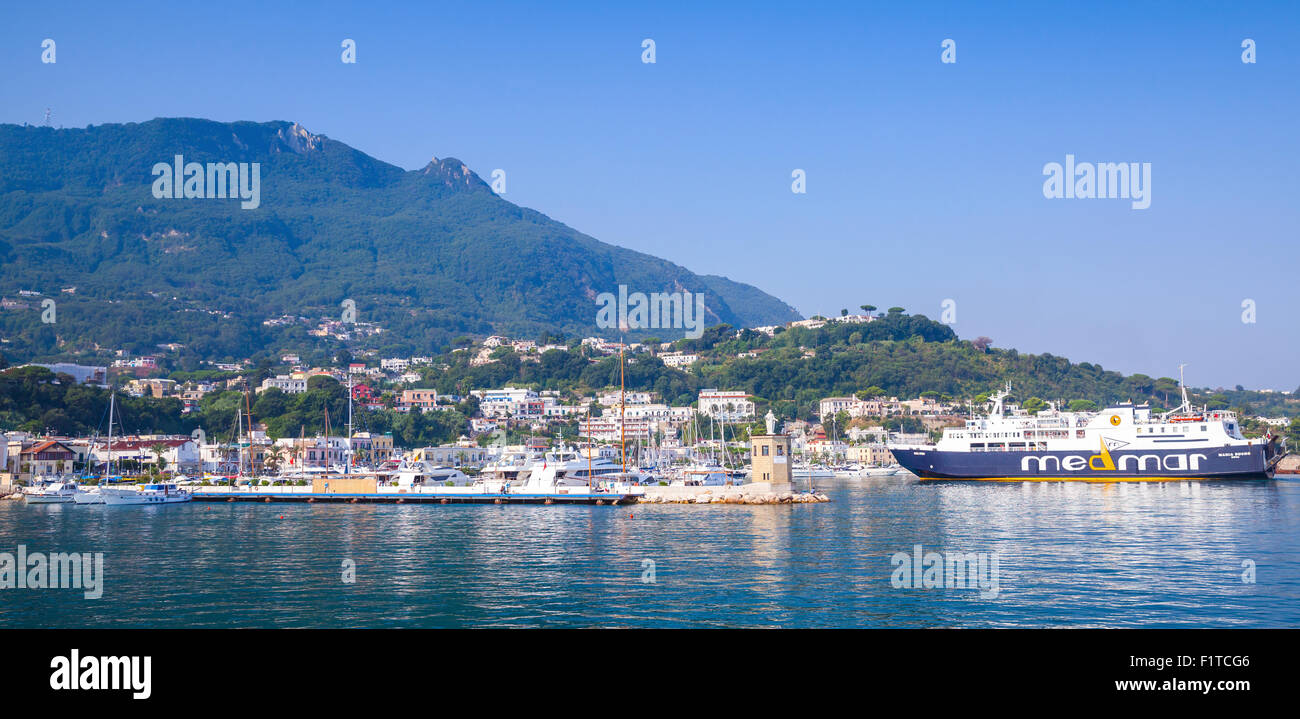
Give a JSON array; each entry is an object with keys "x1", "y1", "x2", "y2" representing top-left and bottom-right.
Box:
[{"x1": 749, "y1": 410, "x2": 793, "y2": 493}]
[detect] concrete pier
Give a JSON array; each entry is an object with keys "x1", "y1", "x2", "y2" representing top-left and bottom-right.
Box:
[
  {"x1": 191, "y1": 487, "x2": 632, "y2": 505},
  {"x1": 639, "y1": 485, "x2": 829, "y2": 504}
]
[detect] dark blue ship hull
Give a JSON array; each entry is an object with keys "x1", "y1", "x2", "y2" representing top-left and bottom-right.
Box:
[{"x1": 892, "y1": 443, "x2": 1274, "y2": 480}]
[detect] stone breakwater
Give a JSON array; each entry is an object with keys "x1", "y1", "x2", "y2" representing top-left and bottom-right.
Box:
[{"x1": 638, "y1": 485, "x2": 829, "y2": 505}]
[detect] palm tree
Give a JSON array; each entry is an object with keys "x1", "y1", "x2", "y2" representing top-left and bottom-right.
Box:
[
  {"x1": 147, "y1": 443, "x2": 169, "y2": 478},
  {"x1": 264, "y1": 445, "x2": 285, "y2": 476}
]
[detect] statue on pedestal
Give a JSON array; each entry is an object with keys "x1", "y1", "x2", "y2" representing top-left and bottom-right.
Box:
[{"x1": 764, "y1": 410, "x2": 777, "y2": 435}]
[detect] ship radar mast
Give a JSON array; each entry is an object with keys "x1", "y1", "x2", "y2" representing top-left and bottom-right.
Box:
[
  {"x1": 1170, "y1": 363, "x2": 1193, "y2": 416},
  {"x1": 988, "y1": 383, "x2": 1012, "y2": 416}
]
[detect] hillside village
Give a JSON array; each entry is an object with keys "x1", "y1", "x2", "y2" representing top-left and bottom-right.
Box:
[
  {"x1": 0, "y1": 313, "x2": 972, "y2": 484},
  {"x1": 3, "y1": 307, "x2": 1296, "y2": 486}
]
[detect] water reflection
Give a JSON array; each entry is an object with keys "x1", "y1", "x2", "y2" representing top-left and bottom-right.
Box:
[{"x1": 0, "y1": 477, "x2": 1297, "y2": 628}]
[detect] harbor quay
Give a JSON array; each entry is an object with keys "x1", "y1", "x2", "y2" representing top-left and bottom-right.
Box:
[{"x1": 188, "y1": 482, "x2": 830, "y2": 506}]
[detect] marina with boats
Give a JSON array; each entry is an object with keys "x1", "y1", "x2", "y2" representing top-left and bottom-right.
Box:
[{"x1": 4, "y1": 364, "x2": 1290, "y2": 510}]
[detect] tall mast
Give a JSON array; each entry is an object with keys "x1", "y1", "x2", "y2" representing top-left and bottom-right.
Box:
[
  {"x1": 346, "y1": 372, "x2": 353, "y2": 476},
  {"x1": 619, "y1": 334, "x2": 626, "y2": 474},
  {"x1": 106, "y1": 390, "x2": 115, "y2": 476},
  {"x1": 244, "y1": 384, "x2": 255, "y2": 476},
  {"x1": 235, "y1": 405, "x2": 243, "y2": 477},
  {"x1": 712, "y1": 410, "x2": 722, "y2": 462}
]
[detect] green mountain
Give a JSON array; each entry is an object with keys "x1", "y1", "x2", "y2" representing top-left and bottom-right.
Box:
[{"x1": 0, "y1": 118, "x2": 801, "y2": 365}]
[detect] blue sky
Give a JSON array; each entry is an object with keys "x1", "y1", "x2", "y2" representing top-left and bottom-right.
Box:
[{"x1": 2, "y1": 1, "x2": 1297, "y2": 390}]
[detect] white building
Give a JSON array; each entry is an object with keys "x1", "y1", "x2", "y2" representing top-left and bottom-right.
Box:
[
  {"x1": 259, "y1": 376, "x2": 308, "y2": 394},
  {"x1": 578, "y1": 418, "x2": 651, "y2": 442},
  {"x1": 476, "y1": 387, "x2": 542, "y2": 418},
  {"x1": 660, "y1": 352, "x2": 699, "y2": 369},
  {"x1": 698, "y1": 390, "x2": 755, "y2": 421},
  {"x1": 93, "y1": 438, "x2": 201, "y2": 473},
  {"x1": 819, "y1": 397, "x2": 860, "y2": 419},
  {"x1": 621, "y1": 404, "x2": 693, "y2": 424}
]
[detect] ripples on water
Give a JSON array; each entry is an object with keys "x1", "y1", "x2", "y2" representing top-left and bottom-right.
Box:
[{"x1": 1, "y1": 477, "x2": 1297, "y2": 628}]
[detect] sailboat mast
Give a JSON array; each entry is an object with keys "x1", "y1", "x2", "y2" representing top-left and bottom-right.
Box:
[
  {"x1": 243, "y1": 383, "x2": 255, "y2": 476},
  {"x1": 347, "y1": 373, "x2": 353, "y2": 476},
  {"x1": 619, "y1": 336, "x2": 626, "y2": 474},
  {"x1": 106, "y1": 391, "x2": 115, "y2": 476},
  {"x1": 235, "y1": 406, "x2": 243, "y2": 477}
]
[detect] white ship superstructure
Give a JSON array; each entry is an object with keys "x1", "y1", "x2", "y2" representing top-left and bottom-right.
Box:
[{"x1": 891, "y1": 376, "x2": 1286, "y2": 480}]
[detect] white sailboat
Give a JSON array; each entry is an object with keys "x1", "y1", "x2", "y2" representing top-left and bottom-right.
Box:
[
  {"x1": 93, "y1": 391, "x2": 192, "y2": 505},
  {"x1": 72, "y1": 391, "x2": 116, "y2": 505}
]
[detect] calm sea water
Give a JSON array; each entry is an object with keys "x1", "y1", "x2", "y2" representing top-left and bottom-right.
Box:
[{"x1": 2, "y1": 477, "x2": 1298, "y2": 628}]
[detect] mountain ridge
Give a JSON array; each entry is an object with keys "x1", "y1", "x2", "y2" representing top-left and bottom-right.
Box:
[{"x1": 0, "y1": 118, "x2": 802, "y2": 364}]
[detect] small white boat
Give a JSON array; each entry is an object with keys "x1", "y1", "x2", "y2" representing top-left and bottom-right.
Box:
[
  {"x1": 669, "y1": 462, "x2": 739, "y2": 487},
  {"x1": 23, "y1": 480, "x2": 79, "y2": 504},
  {"x1": 792, "y1": 464, "x2": 835, "y2": 480},
  {"x1": 861, "y1": 466, "x2": 902, "y2": 477},
  {"x1": 73, "y1": 487, "x2": 105, "y2": 504},
  {"x1": 100, "y1": 482, "x2": 192, "y2": 506}
]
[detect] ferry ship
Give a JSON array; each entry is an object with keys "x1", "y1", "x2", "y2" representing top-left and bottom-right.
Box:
[{"x1": 889, "y1": 382, "x2": 1288, "y2": 482}]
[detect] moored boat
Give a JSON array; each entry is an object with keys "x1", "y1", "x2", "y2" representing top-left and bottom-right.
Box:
[
  {"x1": 23, "y1": 480, "x2": 79, "y2": 504},
  {"x1": 889, "y1": 378, "x2": 1287, "y2": 482},
  {"x1": 100, "y1": 482, "x2": 193, "y2": 505},
  {"x1": 73, "y1": 486, "x2": 105, "y2": 504}
]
